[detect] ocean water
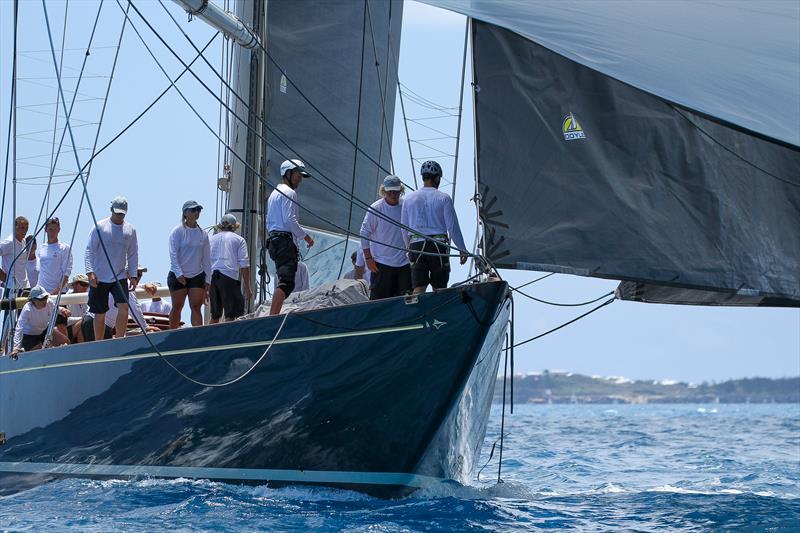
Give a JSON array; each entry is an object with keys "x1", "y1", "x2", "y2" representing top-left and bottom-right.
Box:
[{"x1": 1, "y1": 403, "x2": 798, "y2": 532}]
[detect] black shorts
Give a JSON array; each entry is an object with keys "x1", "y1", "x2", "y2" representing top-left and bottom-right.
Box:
[
  {"x1": 369, "y1": 263, "x2": 412, "y2": 300},
  {"x1": 21, "y1": 332, "x2": 46, "y2": 351},
  {"x1": 88, "y1": 281, "x2": 128, "y2": 314},
  {"x1": 268, "y1": 233, "x2": 299, "y2": 297},
  {"x1": 210, "y1": 271, "x2": 244, "y2": 320},
  {"x1": 409, "y1": 240, "x2": 450, "y2": 290},
  {"x1": 81, "y1": 315, "x2": 113, "y2": 342},
  {"x1": 55, "y1": 313, "x2": 67, "y2": 326},
  {"x1": 167, "y1": 271, "x2": 206, "y2": 292}
]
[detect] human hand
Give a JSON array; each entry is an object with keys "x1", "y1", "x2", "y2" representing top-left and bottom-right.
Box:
[
  {"x1": 129, "y1": 276, "x2": 139, "y2": 291},
  {"x1": 144, "y1": 283, "x2": 158, "y2": 297},
  {"x1": 304, "y1": 235, "x2": 314, "y2": 248},
  {"x1": 245, "y1": 286, "x2": 253, "y2": 301},
  {"x1": 366, "y1": 257, "x2": 379, "y2": 273},
  {"x1": 460, "y1": 251, "x2": 468, "y2": 265},
  {"x1": 177, "y1": 275, "x2": 187, "y2": 286},
  {"x1": 61, "y1": 307, "x2": 71, "y2": 318},
  {"x1": 88, "y1": 272, "x2": 98, "y2": 288}
]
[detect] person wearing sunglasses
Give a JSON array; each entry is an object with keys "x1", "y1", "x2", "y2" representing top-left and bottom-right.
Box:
[
  {"x1": 85, "y1": 196, "x2": 139, "y2": 341},
  {"x1": 167, "y1": 200, "x2": 211, "y2": 329}
]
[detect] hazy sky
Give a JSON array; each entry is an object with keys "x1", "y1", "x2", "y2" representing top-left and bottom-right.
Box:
[{"x1": 0, "y1": 0, "x2": 797, "y2": 382}]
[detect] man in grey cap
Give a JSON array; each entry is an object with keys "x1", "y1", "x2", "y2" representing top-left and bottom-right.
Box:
[
  {"x1": 209, "y1": 213, "x2": 252, "y2": 323},
  {"x1": 266, "y1": 159, "x2": 314, "y2": 315},
  {"x1": 85, "y1": 196, "x2": 139, "y2": 340},
  {"x1": 359, "y1": 175, "x2": 411, "y2": 299}
]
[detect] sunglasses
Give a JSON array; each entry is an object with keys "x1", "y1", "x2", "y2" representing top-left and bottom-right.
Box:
[
  {"x1": 74, "y1": 281, "x2": 90, "y2": 287},
  {"x1": 186, "y1": 207, "x2": 202, "y2": 213}
]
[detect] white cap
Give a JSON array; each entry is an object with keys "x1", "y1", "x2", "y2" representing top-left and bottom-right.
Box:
[
  {"x1": 111, "y1": 196, "x2": 128, "y2": 214},
  {"x1": 280, "y1": 159, "x2": 310, "y2": 178},
  {"x1": 29, "y1": 285, "x2": 49, "y2": 300}
]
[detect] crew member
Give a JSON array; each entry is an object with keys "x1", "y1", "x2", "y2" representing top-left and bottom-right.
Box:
[
  {"x1": 400, "y1": 161, "x2": 468, "y2": 294},
  {"x1": 359, "y1": 175, "x2": 411, "y2": 299},
  {"x1": 65, "y1": 273, "x2": 89, "y2": 343},
  {"x1": 273, "y1": 260, "x2": 309, "y2": 294},
  {"x1": 36, "y1": 217, "x2": 73, "y2": 294},
  {"x1": 266, "y1": 159, "x2": 314, "y2": 315},
  {"x1": 25, "y1": 236, "x2": 39, "y2": 288},
  {"x1": 11, "y1": 286, "x2": 69, "y2": 356},
  {"x1": 85, "y1": 196, "x2": 139, "y2": 340},
  {"x1": 209, "y1": 213, "x2": 252, "y2": 323},
  {"x1": 0, "y1": 216, "x2": 31, "y2": 292},
  {"x1": 141, "y1": 282, "x2": 171, "y2": 315},
  {"x1": 167, "y1": 200, "x2": 211, "y2": 329}
]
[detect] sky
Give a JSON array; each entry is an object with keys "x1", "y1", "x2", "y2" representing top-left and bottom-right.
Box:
[{"x1": 0, "y1": 0, "x2": 797, "y2": 383}]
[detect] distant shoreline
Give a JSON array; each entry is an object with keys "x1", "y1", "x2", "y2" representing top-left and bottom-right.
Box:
[{"x1": 493, "y1": 372, "x2": 800, "y2": 404}]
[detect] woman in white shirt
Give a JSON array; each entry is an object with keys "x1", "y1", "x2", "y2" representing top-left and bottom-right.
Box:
[
  {"x1": 167, "y1": 200, "x2": 211, "y2": 329},
  {"x1": 11, "y1": 285, "x2": 69, "y2": 356}
]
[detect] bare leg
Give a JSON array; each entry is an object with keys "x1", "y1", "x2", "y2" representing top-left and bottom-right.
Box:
[
  {"x1": 93, "y1": 312, "x2": 106, "y2": 341},
  {"x1": 73, "y1": 320, "x2": 84, "y2": 343},
  {"x1": 114, "y1": 303, "x2": 129, "y2": 338},
  {"x1": 51, "y1": 329, "x2": 69, "y2": 347},
  {"x1": 56, "y1": 323, "x2": 68, "y2": 339},
  {"x1": 169, "y1": 289, "x2": 187, "y2": 329},
  {"x1": 269, "y1": 288, "x2": 287, "y2": 316},
  {"x1": 187, "y1": 288, "x2": 205, "y2": 326}
]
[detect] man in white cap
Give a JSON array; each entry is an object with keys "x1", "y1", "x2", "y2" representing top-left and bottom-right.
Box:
[
  {"x1": 85, "y1": 196, "x2": 139, "y2": 340},
  {"x1": 209, "y1": 213, "x2": 252, "y2": 323},
  {"x1": 359, "y1": 175, "x2": 411, "y2": 299},
  {"x1": 11, "y1": 285, "x2": 69, "y2": 356},
  {"x1": 266, "y1": 159, "x2": 314, "y2": 315}
]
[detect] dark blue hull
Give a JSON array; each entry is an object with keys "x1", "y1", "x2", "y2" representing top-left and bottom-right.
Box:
[{"x1": 0, "y1": 281, "x2": 509, "y2": 497}]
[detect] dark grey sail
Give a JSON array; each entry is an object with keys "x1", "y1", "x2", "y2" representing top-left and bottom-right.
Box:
[
  {"x1": 265, "y1": 0, "x2": 403, "y2": 236},
  {"x1": 423, "y1": 0, "x2": 800, "y2": 306}
]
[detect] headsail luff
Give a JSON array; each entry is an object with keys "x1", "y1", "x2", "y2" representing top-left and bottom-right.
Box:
[
  {"x1": 264, "y1": 0, "x2": 403, "y2": 237},
  {"x1": 422, "y1": 0, "x2": 800, "y2": 306}
]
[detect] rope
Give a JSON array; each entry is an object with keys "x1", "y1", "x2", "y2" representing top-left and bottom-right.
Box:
[
  {"x1": 507, "y1": 297, "x2": 616, "y2": 350},
  {"x1": 364, "y1": 0, "x2": 395, "y2": 179},
  {"x1": 510, "y1": 288, "x2": 615, "y2": 307},
  {"x1": 451, "y1": 17, "x2": 469, "y2": 202}
]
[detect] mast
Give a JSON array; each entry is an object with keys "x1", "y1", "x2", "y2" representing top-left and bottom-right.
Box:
[
  {"x1": 172, "y1": 0, "x2": 266, "y2": 312},
  {"x1": 227, "y1": 0, "x2": 267, "y2": 312}
]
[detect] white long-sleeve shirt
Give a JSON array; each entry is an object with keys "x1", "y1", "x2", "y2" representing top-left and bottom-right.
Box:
[
  {"x1": 142, "y1": 298, "x2": 171, "y2": 314},
  {"x1": 0, "y1": 235, "x2": 29, "y2": 290},
  {"x1": 273, "y1": 261, "x2": 310, "y2": 292},
  {"x1": 168, "y1": 225, "x2": 211, "y2": 279},
  {"x1": 85, "y1": 217, "x2": 138, "y2": 283},
  {"x1": 400, "y1": 186, "x2": 467, "y2": 252},
  {"x1": 13, "y1": 300, "x2": 56, "y2": 349},
  {"x1": 37, "y1": 241, "x2": 72, "y2": 294},
  {"x1": 210, "y1": 230, "x2": 249, "y2": 280},
  {"x1": 266, "y1": 184, "x2": 307, "y2": 242},
  {"x1": 359, "y1": 198, "x2": 408, "y2": 267}
]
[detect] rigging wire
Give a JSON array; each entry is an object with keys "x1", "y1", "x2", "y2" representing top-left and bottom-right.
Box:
[
  {"x1": 336, "y1": 0, "x2": 368, "y2": 280},
  {"x1": 397, "y1": 81, "x2": 417, "y2": 188},
  {"x1": 363, "y1": 0, "x2": 395, "y2": 180},
  {"x1": 510, "y1": 288, "x2": 615, "y2": 307},
  {"x1": 506, "y1": 296, "x2": 616, "y2": 350},
  {"x1": 44, "y1": 0, "x2": 69, "y2": 219},
  {"x1": 451, "y1": 16, "x2": 469, "y2": 202}
]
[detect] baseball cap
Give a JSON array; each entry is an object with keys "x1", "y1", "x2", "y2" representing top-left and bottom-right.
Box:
[
  {"x1": 280, "y1": 159, "x2": 310, "y2": 178},
  {"x1": 383, "y1": 175, "x2": 402, "y2": 191},
  {"x1": 71, "y1": 273, "x2": 89, "y2": 285},
  {"x1": 220, "y1": 213, "x2": 238, "y2": 227},
  {"x1": 182, "y1": 200, "x2": 203, "y2": 211},
  {"x1": 29, "y1": 285, "x2": 49, "y2": 301},
  {"x1": 111, "y1": 196, "x2": 128, "y2": 214}
]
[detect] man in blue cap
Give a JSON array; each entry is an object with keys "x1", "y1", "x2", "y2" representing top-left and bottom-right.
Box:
[{"x1": 359, "y1": 175, "x2": 411, "y2": 299}]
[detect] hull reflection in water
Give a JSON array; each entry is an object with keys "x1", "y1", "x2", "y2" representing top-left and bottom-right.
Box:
[{"x1": 0, "y1": 281, "x2": 509, "y2": 497}]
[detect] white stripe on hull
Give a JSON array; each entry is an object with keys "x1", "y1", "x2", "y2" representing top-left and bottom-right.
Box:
[{"x1": 0, "y1": 461, "x2": 442, "y2": 488}]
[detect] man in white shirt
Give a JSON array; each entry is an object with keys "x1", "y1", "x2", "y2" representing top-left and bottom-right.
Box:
[
  {"x1": 0, "y1": 216, "x2": 31, "y2": 292},
  {"x1": 85, "y1": 196, "x2": 139, "y2": 340},
  {"x1": 140, "y1": 282, "x2": 172, "y2": 315},
  {"x1": 209, "y1": 213, "x2": 252, "y2": 323},
  {"x1": 37, "y1": 217, "x2": 73, "y2": 294},
  {"x1": 359, "y1": 175, "x2": 411, "y2": 299},
  {"x1": 400, "y1": 160, "x2": 468, "y2": 294},
  {"x1": 266, "y1": 159, "x2": 314, "y2": 315}
]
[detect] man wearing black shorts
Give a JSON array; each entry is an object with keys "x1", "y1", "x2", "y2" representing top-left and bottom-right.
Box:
[
  {"x1": 400, "y1": 161, "x2": 468, "y2": 294},
  {"x1": 266, "y1": 159, "x2": 314, "y2": 315},
  {"x1": 209, "y1": 214, "x2": 253, "y2": 322},
  {"x1": 85, "y1": 196, "x2": 139, "y2": 339}
]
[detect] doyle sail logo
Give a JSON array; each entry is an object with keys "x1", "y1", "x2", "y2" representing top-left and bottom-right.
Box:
[{"x1": 562, "y1": 112, "x2": 586, "y2": 141}]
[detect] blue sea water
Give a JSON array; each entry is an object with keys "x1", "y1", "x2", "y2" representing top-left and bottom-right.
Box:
[{"x1": 1, "y1": 403, "x2": 798, "y2": 532}]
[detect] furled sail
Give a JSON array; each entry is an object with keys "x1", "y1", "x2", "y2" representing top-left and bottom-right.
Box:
[
  {"x1": 423, "y1": 0, "x2": 800, "y2": 306},
  {"x1": 264, "y1": 0, "x2": 403, "y2": 236}
]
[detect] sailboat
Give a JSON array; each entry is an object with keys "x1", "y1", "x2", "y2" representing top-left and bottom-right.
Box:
[{"x1": 1, "y1": 0, "x2": 797, "y2": 498}]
